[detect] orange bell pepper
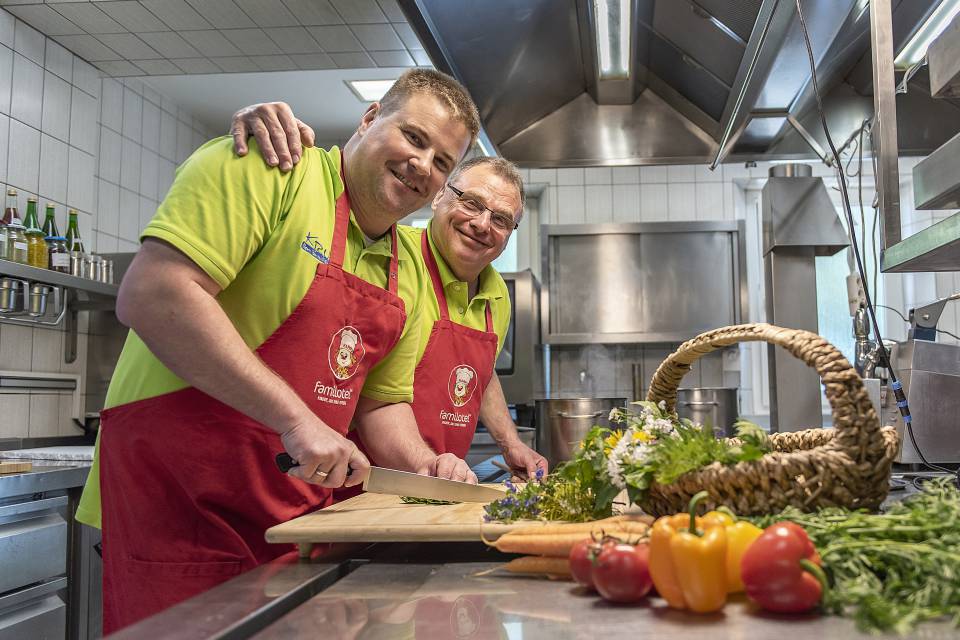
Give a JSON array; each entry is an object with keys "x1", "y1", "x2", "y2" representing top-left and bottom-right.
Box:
[{"x1": 648, "y1": 491, "x2": 728, "y2": 613}]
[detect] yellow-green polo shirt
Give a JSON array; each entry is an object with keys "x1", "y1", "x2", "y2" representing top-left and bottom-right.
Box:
[
  {"x1": 399, "y1": 222, "x2": 511, "y2": 362},
  {"x1": 77, "y1": 138, "x2": 426, "y2": 528}
]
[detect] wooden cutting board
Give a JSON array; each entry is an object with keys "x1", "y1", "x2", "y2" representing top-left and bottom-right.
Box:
[
  {"x1": 0, "y1": 460, "x2": 32, "y2": 474},
  {"x1": 266, "y1": 486, "x2": 532, "y2": 545}
]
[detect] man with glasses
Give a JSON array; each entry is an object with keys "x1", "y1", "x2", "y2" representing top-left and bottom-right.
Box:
[{"x1": 232, "y1": 105, "x2": 546, "y2": 481}]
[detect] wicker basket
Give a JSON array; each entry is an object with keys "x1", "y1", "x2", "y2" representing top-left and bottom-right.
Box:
[{"x1": 641, "y1": 323, "x2": 899, "y2": 517}]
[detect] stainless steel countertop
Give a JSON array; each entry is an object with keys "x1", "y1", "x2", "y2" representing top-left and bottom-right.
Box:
[
  {"x1": 252, "y1": 562, "x2": 956, "y2": 640},
  {"x1": 0, "y1": 461, "x2": 91, "y2": 499}
]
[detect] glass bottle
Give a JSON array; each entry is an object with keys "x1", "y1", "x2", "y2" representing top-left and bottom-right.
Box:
[
  {"x1": 42, "y1": 203, "x2": 60, "y2": 238},
  {"x1": 6, "y1": 222, "x2": 28, "y2": 264},
  {"x1": 65, "y1": 209, "x2": 85, "y2": 253},
  {"x1": 47, "y1": 236, "x2": 70, "y2": 273},
  {"x1": 23, "y1": 198, "x2": 45, "y2": 268},
  {"x1": 2, "y1": 188, "x2": 18, "y2": 225}
]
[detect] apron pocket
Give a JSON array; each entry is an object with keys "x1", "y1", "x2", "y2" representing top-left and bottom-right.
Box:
[{"x1": 125, "y1": 557, "x2": 243, "y2": 578}]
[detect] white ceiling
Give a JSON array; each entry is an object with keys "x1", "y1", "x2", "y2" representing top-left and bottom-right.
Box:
[
  {"x1": 1, "y1": 0, "x2": 428, "y2": 76},
  {"x1": 142, "y1": 66, "x2": 409, "y2": 146}
]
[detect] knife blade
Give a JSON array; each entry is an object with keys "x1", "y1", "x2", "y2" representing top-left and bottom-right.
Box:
[
  {"x1": 363, "y1": 465, "x2": 505, "y2": 503},
  {"x1": 274, "y1": 453, "x2": 504, "y2": 503}
]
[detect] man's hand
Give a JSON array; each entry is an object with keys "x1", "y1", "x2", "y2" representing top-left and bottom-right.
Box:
[
  {"x1": 416, "y1": 452, "x2": 478, "y2": 484},
  {"x1": 231, "y1": 102, "x2": 314, "y2": 171},
  {"x1": 501, "y1": 438, "x2": 548, "y2": 482},
  {"x1": 280, "y1": 418, "x2": 370, "y2": 488}
]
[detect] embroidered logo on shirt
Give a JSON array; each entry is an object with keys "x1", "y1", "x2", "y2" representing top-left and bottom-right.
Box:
[
  {"x1": 447, "y1": 364, "x2": 478, "y2": 408},
  {"x1": 328, "y1": 326, "x2": 365, "y2": 381},
  {"x1": 301, "y1": 232, "x2": 329, "y2": 263}
]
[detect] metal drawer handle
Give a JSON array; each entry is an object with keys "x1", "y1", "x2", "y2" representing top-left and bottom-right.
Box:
[
  {"x1": 556, "y1": 411, "x2": 605, "y2": 419},
  {"x1": 680, "y1": 401, "x2": 720, "y2": 407}
]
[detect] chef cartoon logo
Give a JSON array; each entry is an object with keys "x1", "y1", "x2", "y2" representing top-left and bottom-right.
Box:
[
  {"x1": 328, "y1": 326, "x2": 365, "y2": 380},
  {"x1": 447, "y1": 365, "x2": 478, "y2": 407}
]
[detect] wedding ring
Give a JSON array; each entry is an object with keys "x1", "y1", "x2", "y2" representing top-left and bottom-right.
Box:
[{"x1": 312, "y1": 468, "x2": 328, "y2": 479}]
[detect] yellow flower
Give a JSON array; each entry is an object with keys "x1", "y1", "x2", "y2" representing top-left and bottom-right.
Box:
[
  {"x1": 632, "y1": 431, "x2": 654, "y2": 443},
  {"x1": 603, "y1": 431, "x2": 623, "y2": 453}
]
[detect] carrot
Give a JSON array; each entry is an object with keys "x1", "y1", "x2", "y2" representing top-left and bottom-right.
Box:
[
  {"x1": 504, "y1": 514, "x2": 652, "y2": 537},
  {"x1": 490, "y1": 526, "x2": 648, "y2": 556},
  {"x1": 502, "y1": 556, "x2": 572, "y2": 579}
]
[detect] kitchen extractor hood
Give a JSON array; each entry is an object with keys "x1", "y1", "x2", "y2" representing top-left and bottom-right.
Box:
[{"x1": 399, "y1": 0, "x2": 960, "y2": 167}]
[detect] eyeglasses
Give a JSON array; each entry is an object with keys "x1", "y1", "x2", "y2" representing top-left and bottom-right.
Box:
[{"x1": 446, "y1": 184, "x2": 518, "y2": 232}]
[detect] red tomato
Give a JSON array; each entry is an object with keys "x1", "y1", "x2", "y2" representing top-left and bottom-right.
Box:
[
  {"x1": 592, "y1": 543, "x2": 653, "y2": 604},
  {"x1": 569, "y1": 539, "x2": 599, "y2": 590}
]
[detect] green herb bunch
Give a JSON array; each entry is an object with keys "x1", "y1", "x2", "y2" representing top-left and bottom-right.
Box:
[
  {"x1": 482, "y1": 466, "x2": 613, "y2": 523},
  {"x1": 751, "y1": 478, "x2": 960, "y2": 634}
]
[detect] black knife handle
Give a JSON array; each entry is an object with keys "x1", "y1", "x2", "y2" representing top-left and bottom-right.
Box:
[
  {"x1": 275, "y1": 452, "x2": 299, "y2": 473},
  {"x1": 275, "y1": 452, "x2": 353, "y2": 477}
]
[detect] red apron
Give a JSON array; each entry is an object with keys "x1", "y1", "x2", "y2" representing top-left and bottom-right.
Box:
[
  {"x1": 411, "y1": 230, "x2": 499, "y2": 459},
  {"x1": 99, "y1": 182, "x2": 406, "y2": 633}
]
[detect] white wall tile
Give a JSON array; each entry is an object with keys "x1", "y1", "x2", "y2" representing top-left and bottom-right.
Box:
[
  {"x1": 95, "y1": 231, "x2": 118, "y2": 253},
  {"x1": 527, "y1": 168, "x2": 556, "y2": 185},
  {"x1": 141, "y1": 99, "x2": 160, "y2": 152},
  {"x1": 159, "y1": 109, "x2": 176, "y2": 160},
  {"x1": 96, "y1": 178, "x2": 119, "y2": 235},
  {"x1": 694, "y1": 163, "x2": 721, "y2": 182},
  {"x1": 640, "y1": 165, "x2": 667, "y2": 183},
  {"x1": 0, "y1": 322, "x2": 32, "y2": 370},
  {"x1": 72, "y1": 58, "x2": 100, "y2": 97},
  {"x1": 612, "y1": 184, "x2": 640, "y2": 222},
  {"x1": 119, "y1": 136, "x2": 140, "y2": 191},
  {"x1": 40, "y1": 70, "x2": 70, "y2": 142},
  {"x1": 69, "y1": 87, "x2": 98, "y2": 155},
  {"x1": 139, "y1": 195, "x2": 156, "y2": 232},
  {"x1": 0, "y1": 10, "x2": 13, "y2": 49},
  {"x1": 28, "y1": 394, "x2": 60, "y2": 437},
  {"x1": 640, "y1": 184, "x2": 668, "y2": 221},
  {"x1": 611, "y1": 166, "x2": 639, "y2": 184},
  {"x1": 139, "y1": 148, "x2": 158, "y2": 200},
  {"x1": 722, "y1": 162, "x2": 751, "y2": 180},
  {"x1": 695, "y1": 183, "x2": 724, "y2": 220},
  {"x1": 0, "y1": 44, "x2": 11, "y2": 115},
  {"x1": 556, "y1": 185, "x2": 585, "y2": 224},
  {"x1": 667, "y1": 164, "x2": 695, "y2": 182},
  {"x1": 584, "y1": 167, "x2": 611, "y2": 185},
  {"x1": 668, "y1": 183, "x2": 696, "y2": 220},
  {"x1": 585, "y1": 184, "x2": 612, "y2": 222},
  {"x1": 13, "y1": 19, "x2": 44, "y2": 65},
  {"x1": 10, "y1": 52, "x2": 41, "y2": 128},
  {"x1": 0, "y1": 394, "x2": 29, "y2": 438},
  {"x1": 7, "y1": 117, "x2": 40, "y2": 192},
  {"x1": 175, "y1": 120, "x2": 193, "y2": 162},
  {"x1": 0, "y1": 114, "x2": 7, "y2": 182},
  {"x1": 30, "y1": 326, "x2": 61, "y2": 372},
  {"x1": 44, "y1": 39, "x2": 72, "y2": 81},
  {"x1": 67, "y1": 147, "x2": 95, "y2": 213},
  {"x1": 117, "y1": 238, "x2": 139, "y2": 252},
  {"x1": 121, "y1": 86, "x2": 142, "y2": 142},
  {"x1": 98, "y1": 126, "x2": 121, "y2": 184},
  {"x1": 157, "y1": 157, "x2": 175, "y2": 199},
  {"x1": 556, "y1": 168, "x2": 584, "y2": 186},
  {"x1": 38, "y1": 133, "x2": 68, "y2": 203},
  {"x1": 100, "y1": 77, "x2": 122, "y2": 131},
  {"x1": 118, "y1": 187, "x2": 140, "y2": 241}
]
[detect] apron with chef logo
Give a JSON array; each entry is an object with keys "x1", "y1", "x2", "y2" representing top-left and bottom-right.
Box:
[
  {"x1": 411, "y1": 230, "x2": 498, "y2": 459},
  {"x1": 98, "y1": 177, "x2": 406, "y2": 633}
]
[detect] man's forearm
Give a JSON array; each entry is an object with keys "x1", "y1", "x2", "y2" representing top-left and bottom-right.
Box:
[
  {"x1": 119, "y1": 242, "x2": 313, "y2": 434},
  {"x1": 352, "y1": 398, "x2": 435, "y2": 471},
  {"x1": 478, "y1": 373, "x2": 522, "y2": 446}
]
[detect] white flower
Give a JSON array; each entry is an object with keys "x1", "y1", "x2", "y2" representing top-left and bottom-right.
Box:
[{"x1": 658, "y1": 400, "x2": 666, "y2": 411}]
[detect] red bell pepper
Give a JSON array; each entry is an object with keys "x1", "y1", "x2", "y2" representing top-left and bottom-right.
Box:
[{"x1": 740, "y1": 521, "x2": 828, "y2": 613}]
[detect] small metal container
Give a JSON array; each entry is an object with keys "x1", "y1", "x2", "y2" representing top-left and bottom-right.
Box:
[
  {"x1": 70, "y1": 251, "x2": 84, "y2": 277},
  {"x1": 100, "y1": 257, "x2": 113, "y2": 284},
  {"x1": 27, "y1": 283, "x2": 51, "y2": 317},
  {"x1": 0, "y1": 278, "x2": 22, "y2": 312}
]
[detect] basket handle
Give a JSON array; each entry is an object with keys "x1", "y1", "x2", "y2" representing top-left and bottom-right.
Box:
[{"x1": 645, "y1": 323, "x2": 882, "y2": 449}]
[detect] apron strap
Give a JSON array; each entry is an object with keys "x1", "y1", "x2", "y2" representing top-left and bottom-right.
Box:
[
  {"x1": 421, "y1": 228, "x2": 450, "y2": 322},
  {"x1": 484, "y1": 300, "x2": 494, "y2": 333},
  {"x1": 328, "y1": 166, "x2": 351, "y2": 268},
  {"x1": 387, "y1": 224, "x2": 399, "y2": 296}
]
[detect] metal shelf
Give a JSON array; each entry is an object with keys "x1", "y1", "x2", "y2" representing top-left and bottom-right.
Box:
[
  {"x1": 881, "y1": 212, "x2": 960, "y2": 272},
  {"x1": 0, "y1": 258, "x2": 118, "y2": 298}
]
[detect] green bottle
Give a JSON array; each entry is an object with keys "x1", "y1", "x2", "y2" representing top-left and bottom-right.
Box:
[
  {"x1": 23, "y1": 198, "x2": 40, "y2": 231},
  {"x1": 65, "y1": 209, "x2": 85, "y2": 253},
  {"x1": 42, "y1": 203, "x2": 60, "y2": 237}
]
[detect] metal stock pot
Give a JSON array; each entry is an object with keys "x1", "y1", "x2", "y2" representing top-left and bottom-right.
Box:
[{"x1": 535, "y1": 397, "x2": 626, "y2": 466}]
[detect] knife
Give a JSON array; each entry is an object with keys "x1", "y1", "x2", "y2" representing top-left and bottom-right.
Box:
[{"x1": 274, "y1": 453, "x2": 505, "y2": 503}]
